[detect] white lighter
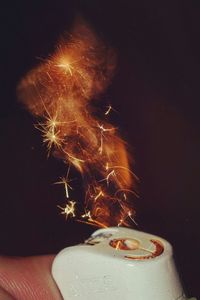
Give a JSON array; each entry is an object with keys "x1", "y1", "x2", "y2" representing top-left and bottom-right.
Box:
[{"x1": 52, "y1": 227, "x2": 196, "y2": 300}]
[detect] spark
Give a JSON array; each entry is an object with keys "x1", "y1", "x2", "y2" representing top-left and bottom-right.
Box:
[
  {"x1": 81, "y1": 210, "x2": 92, "y2": 219},
  {"x1": 100, "y1": 169, "x2": 116, "y2": 186},
  {"x1": 105, "y1": 105, "x2": 118, "y2": 116},
  {"x1": 63, "y1": 150, "x2": 85, "y2": 172},
  {"x1": 58, "y1": 200, "x2": 76, "y2": 220},
  {"x1": 86, "y1": 185, "x2": 105, "y2": 202},
  {"x1": 80, "y1": 210, "x2": 108, "y2": 228},
  {"x1": 108, "y1": 165, "x2": 140, "y2": 181},
  {"x1": 43, "y1": 129, "x2": 63, "y2": 152},
  {"x1": 54, "y1": 165, "x2": 74, "y2": 198},
  {"x1": 105, "y1": 105, "x2": 112, "y2": 115},
  {"x1": 115, "y1": 188, "x2": 139, "y2": 199},
  {"x1": 65, "y1": 152, "x2": 85, "y2": 163},
  {"x1": 98, "y1": 123, "x2": 116, "y2": 133},
  {"x1": 54, "y1": 177, "x2": 73, "y2": 198},
  {"x1": 127, "y1": 211, "x2": 138, "y2": 226},
  {"x1": 123, "y1": 192, "x2": 127, "y2": 200},
  {"x1": 117, "y1": 201, "x2": 138, "y2": 227},
  {"x1": 98, "y1": 123, "x2": 116, "y2": 154},
  {"x1": 42, "y1": 114, "x2": 61, "y2": 129},
  {"x1": 117, "y1": 219, "x2": 124, "y2": 227},
  {"x1": 94, "y1": 189, "x2": 104, "y2": 201},
  {"x1": 35, "y1": 113, "x2": 64, "y2": 154},
  {"x1": 56, "y1": 60, "x2": 73, "y2": 76}
]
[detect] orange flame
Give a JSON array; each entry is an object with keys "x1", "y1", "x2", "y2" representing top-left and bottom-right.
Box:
[{"x1": 17, "y1": 19, "x2": 138, "y2": 227}]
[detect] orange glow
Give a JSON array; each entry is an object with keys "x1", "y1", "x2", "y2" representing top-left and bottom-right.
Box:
[{"x1": 17, "y1": 19, "x2": 138, "y2": 227}]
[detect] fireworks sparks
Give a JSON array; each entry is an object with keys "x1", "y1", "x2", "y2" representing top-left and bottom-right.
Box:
[
  {"x1": 94, "y1": 189, "x2": 104, "y2": 201},
  {"x1": 35, "y1": 113, "x2": 64, "y2": 154},
  {"x1": 117, "y1": 206, "x2": 138, "y2": 227},
  {"x1": 57, "y1": 201, "x2": 76, "y2": 220},
  {"x1": 18, "y1": 18, "x2": 138, "y2": 228},
  {"x1": 105, "y1": 104, "x2": 118, "y2": 116},
  {"x1": 100, "y1": 169, "x2": 116, "y2": 186},
  {"x1": 105, "y1": 105, "x2": 112, "y2": 116},
  {"x1": 80, "y1": 210, "x2": 108, "y2": 228},
  {"x1": 55, "y1": 176, "x2": 73, "y2": 199},
  {"x1": 98, "y1": 123, "x2": 116, "y2": 154},
  {"x1": 56, "y1": 60, "x2": 74, "y2": 76},
  {"x1": 43, "y1": 128, "x2": 63, "y2": 152}
]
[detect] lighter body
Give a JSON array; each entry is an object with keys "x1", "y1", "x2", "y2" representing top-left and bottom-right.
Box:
[{"x1": 52, "y1": 227, "x2": 196, "y2": 300}]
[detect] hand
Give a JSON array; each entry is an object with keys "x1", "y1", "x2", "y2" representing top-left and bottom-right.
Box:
[{"x1": 0, "y1": 255, "x2": 62, "y2": 299}]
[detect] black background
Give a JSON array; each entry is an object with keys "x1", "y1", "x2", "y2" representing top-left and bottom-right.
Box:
[{"x1": 1, "y1": 0, "x2": 200, "y2": 298}]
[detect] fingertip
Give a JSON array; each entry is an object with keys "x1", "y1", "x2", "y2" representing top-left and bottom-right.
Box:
[
  {"x1": 0, "y1": 255, "x2": 63, "y2": 300},
  {"x1": 0, "y1": 287, "x2": 15, "y2": 300}
]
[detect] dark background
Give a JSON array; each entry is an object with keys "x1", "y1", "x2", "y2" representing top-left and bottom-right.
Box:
[{"x1": 1, "y1": 0, "x2": 200, "y2": 298}]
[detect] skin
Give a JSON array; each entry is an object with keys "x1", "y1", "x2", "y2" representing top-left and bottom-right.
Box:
[{"x1": 0, "y1": 256, "x2": 63, "y2": 300}]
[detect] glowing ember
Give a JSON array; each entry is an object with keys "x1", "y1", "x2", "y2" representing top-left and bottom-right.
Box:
[{"x1": 17, "y1": 18, "x2": 138, "y2": 227}]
